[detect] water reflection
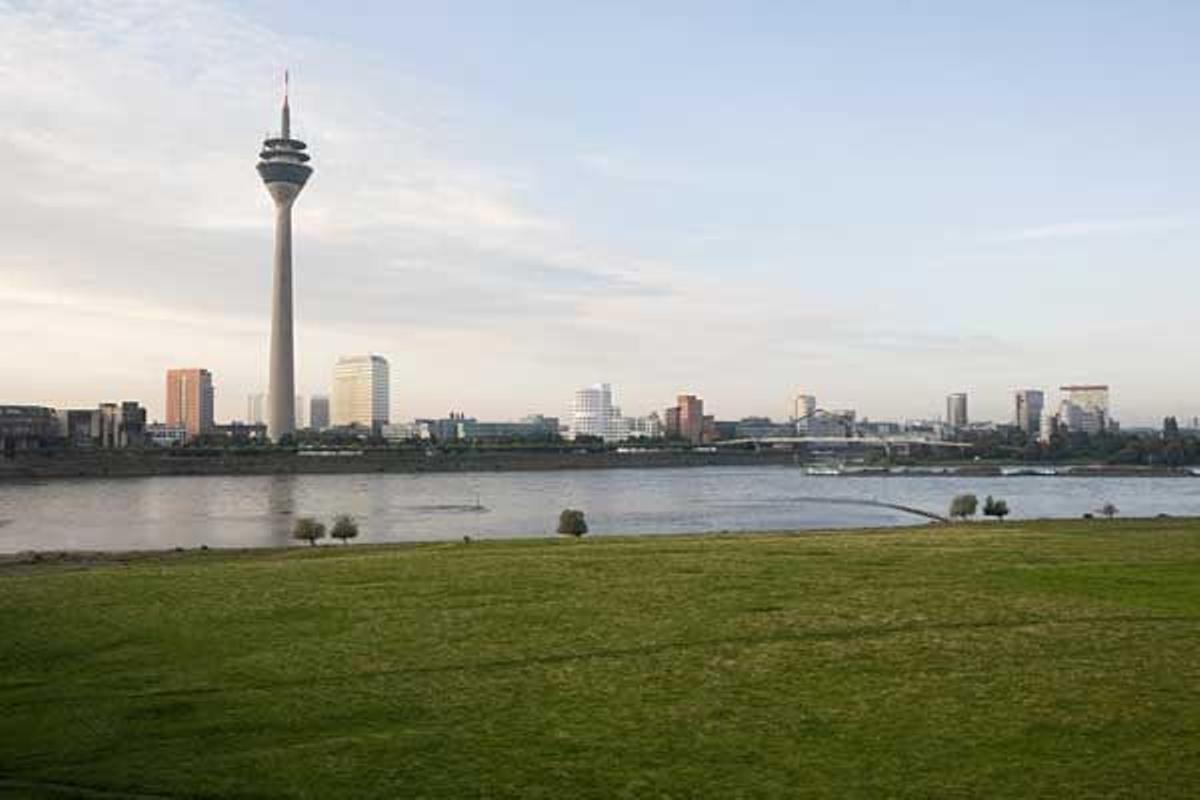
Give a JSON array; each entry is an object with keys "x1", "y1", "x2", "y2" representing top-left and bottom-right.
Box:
[
  {"x1": 266, "y1": 474, "x2": 298, "y2": 546},
  {"x1": 1, "y1": 467, "x2": 1199, "y2": 552}
]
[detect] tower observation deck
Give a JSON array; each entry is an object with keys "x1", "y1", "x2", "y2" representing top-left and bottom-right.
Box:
[{"x1": 257, "y1": 73, "x2": 313, "y2": 441}]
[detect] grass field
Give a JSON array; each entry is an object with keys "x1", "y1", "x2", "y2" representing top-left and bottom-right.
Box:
[{"x1": 2, "y1": 520, "x2": 1199, "y2": 798}]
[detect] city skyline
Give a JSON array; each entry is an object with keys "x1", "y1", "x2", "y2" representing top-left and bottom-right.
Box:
[{"x1": 4, "y1": 3, "x2": 1200, "y2": 426}]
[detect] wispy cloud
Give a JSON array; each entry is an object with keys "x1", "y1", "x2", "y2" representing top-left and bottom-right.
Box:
[{"x1": 6, "y1": 1, "x2": 1182, "y2": 426}]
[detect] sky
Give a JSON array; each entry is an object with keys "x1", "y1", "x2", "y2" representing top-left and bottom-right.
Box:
[{"x1": 2, "y1": 1, "x2": 1199, "y2": 426}]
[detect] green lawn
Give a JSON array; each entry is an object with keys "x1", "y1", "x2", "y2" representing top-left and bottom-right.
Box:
[{"x1": 2, "y1": 520, "x2": 1199, "y2": 798}]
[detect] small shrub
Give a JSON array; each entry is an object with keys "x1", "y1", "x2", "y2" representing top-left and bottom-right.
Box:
[
  {"x1": 983, "y1": 495, "x2": 1010, "y2": 521},
  {"x1": 557, "y1": 508, "x2": 588, "y2": 537},
  {"x1": 949, "y1": 494, "x2": 978, "y2": 521},
  {"x1": 330, "y1": 514, "x2": 359, "y2": 544},
  {"x1": 293, "y1": 517, "x2": 326, "y2": 546}
]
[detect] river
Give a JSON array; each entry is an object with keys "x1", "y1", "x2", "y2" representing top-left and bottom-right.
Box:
[{"x1": 1, "y1": 466, "x2": 1198, "y2": 552}]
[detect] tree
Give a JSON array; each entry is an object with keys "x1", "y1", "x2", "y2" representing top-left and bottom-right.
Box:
[
  {"x1": 557, "y1": 508, "x2": 588, "y2": 537},
  {"x1": 1099, "y1": 503, "x2": 1119, "y2": 520},
  {"x1": 983, "y1": 495, "x2": 1010, "y2": 521},
  {"x1": 949, "y1": 494, "x2": 978, "y2": 521},
  {"x1": 293, "y1": 517, "x2": 326, "y2": 546},
  {"x1": 330, "y1": 514, "x2": 359, "y2": 545}
]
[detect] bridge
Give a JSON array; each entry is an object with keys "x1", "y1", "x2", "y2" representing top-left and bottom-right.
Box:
[{"x1": 713, "y1": 436, "x2": 973, "y2": 450}]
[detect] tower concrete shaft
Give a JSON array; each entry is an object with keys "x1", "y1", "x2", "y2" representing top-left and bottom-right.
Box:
[
  {"x1": 268, "y1": 187, "x2": 298, "y2": 439},
  {"x1": 257, "y1": 79, "x2": 312, "y2": 441}
]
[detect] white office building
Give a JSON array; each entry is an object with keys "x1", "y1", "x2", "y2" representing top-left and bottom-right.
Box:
[
  {"x1": 570, "y1": 383, "x2": 622, "y2": 442},
  {"x1": 791, "y1": 393, "x2": 817, "y2": 422},
  {"x1": 332, "y1": 355, "x2": 390, "y2": 432}
]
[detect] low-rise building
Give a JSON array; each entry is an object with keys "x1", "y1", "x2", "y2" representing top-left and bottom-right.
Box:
[
  {"x1": 214, "y1": 422, "x2": 268, "y2": 442},
  {"x1": 57, "y1": 409, "x2": 98, "y2": 447},
  {"x1": 797, "y1": 409, "x2": 856, "y2": 438},
  {"x1": 1059, "y1": 400, "x2": 1105, "y2": 435},
  {"x1": 734, "y1": 417, "x2": 795, "y2": 439},
  {"x1": 95, "y1": 401, "x2": 147, "y2": 448},
  {"x1": 146, "y1": 423, "x2": 189, "y2": 447},
  {"x1": 52, "y1": 402, "x2": 147, "y2": 449},
  {"x1": 0, "y1": 405, "x2": 61, "y2": 454},
  {"x1": 625, "y1": 413, "x2": 663, "y2": 439},
  {"x1": 390, "y1": 413, "x2": 564, "y2": 443},
  {"x1": 382, "y1": 422, "x2": 433, "y2": 442}
]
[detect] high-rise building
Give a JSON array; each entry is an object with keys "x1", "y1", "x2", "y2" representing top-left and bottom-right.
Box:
[
  {"x1": 257, "y1": 72, "x2": 313, "y2": 441},
  {"x1": 1056, "y1": 385, "x2": 1110, "y2": 435},
  {"x1": 569, "y1": 383, "x2": 621, "y2": 442},
  {"x1": 247, "y1": 393, "x2": 267, "y2": 425},
  {"x1": 332, "y1": 355, "x2": 390, "y2": 432},
  {"x1": 309, "y1": 395, "x2": 330, "y2": 431},
  {"x1": 946, "y1": 393, "x2": 968, "y2": 430},
  {"x1": 1061, "y1": 385, "x2": 1109, "y2": 420},
  {"x1": 294, "y1": 395, "x2": 306, "y2": 429},
  {"x1": 166, "y1": 369, "x2": 214, "y2": 439},
  {"x1": 791, "y1": 393, "x2": 817, "y2": 422},
  {"x1": 678, "y1": 394, "x2": 706, "y2": 444},
  {"x1": 1014, "y1": 389, "x2": 1045, "y2": 435},
  {"x1": 665, "y1": 394, "x2": 711, "y2": 444}
]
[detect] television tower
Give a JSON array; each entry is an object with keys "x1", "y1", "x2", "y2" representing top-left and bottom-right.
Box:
[{"x1": 257, "y1": 71, "x2": 313, "y2": 441}]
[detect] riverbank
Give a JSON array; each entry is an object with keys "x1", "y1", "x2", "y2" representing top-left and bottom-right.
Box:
[
  {"x1": 0, "y1": 447, "x2": 801, "y2": 480},
  {"x1": 2, "y1": 519, "x2": 1198, "y2": 797},
  {"x1": 2, "y1": 447, "x2": 1196, "y2": 481}
]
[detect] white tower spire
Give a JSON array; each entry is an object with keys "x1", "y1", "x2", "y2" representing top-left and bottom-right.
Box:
[{"x1": 256, "y1": 71, "x2": 313, "y2": 441}]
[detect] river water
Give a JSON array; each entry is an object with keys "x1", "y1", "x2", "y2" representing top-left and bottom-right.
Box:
[{"x1": 1, "y1": 466, "x2": 1198, "y2": 552}]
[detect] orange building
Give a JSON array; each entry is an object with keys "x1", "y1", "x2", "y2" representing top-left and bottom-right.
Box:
[
  {"x1": 666, "y1": 393, "x2": 714, "y2": 444},
  {"x1": 165, "y1": 368, "x2": 214, "y2": 439}
]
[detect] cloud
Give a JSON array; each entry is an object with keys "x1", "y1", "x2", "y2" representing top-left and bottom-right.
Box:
[{"x1": 6, "y1": 1, "x2": 1177, "y2": 426}]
